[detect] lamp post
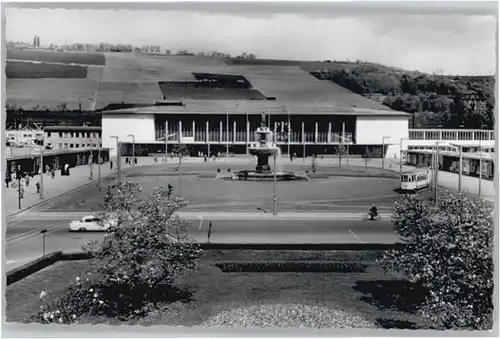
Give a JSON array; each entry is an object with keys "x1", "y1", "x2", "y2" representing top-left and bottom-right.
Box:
[
  {"x1": 127, "y1": 133, "x2": 135, "y2": 165},
  {"x1": 478, "y1": 124, "x2": 489, "y2": 197},
  {"x1": 17, "y1": 164, "x2": 22, "y2": 209},
  {"x1": 381, "y1": 136, "x2": 390, "y2": 169},
  {"x1": 39, "y1": 139, "x2": 44, "y2": 199},
  {"x1": 273, "y1": 124, "x2": 277, "y2": 216},
  {"x1": 89, "y1": 141, "x2": 94, "y2": 180},
  {"x1": 450, "y1": 143, "x2": 463, "y2": 191},
  {"x1": 399, "y1": 137, "x2": 409, "y2": 178},
  {"x1": 226, "y1": 108, "x2": 229, "y2": 160},
  {"x1": 432, "y1": 141, "x2": 440, "y2": 204},
  {"x1": 110, "y1": 136, "x2": 121, "y2": 184}
]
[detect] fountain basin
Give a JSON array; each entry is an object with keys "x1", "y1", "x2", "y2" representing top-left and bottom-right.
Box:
[{"x1": 220, "y1": 170, "x2": 308, "y2": 181}]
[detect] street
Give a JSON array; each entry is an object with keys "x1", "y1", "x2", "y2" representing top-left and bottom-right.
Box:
[{"x1": 5, "y1": 213, "x2": 399, "y2": 271}]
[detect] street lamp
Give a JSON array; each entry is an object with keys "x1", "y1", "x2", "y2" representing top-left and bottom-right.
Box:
[
  {"x1": 431, "y1": 141, "x2": 442, "y2": 204},
  {"x1": 39, "y1": 137, "x2": 44, "y2": 199},
  {"x1": 381, "y1": 136, "x2": 390, "y2": 169},
  {"x1": 110, "y1": 136, "x2": 121, "y2": 184},
  {"x1": 158, "y1": 132, "x2": 178, "y2": 162},
  {"x1": 273, "y1": 124, "x2": 278, "y2": 216},
  {"x1": 399, "y1": 137, "x2": 409, "y2": 178},
  {"x1": 127, "y1": 133, "x2": 135, "y2": 165},
  {"x1": 226, "y1": 108, "x2": 229, "y2": 160},
  {"x1": 478, "y1": 124, "x2": 489, "y2": 197},
  {"x1": 449, "y1": 142, "x2": 463, "y2": 191}
]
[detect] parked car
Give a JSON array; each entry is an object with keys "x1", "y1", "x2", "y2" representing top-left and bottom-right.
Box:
[{"x1": 69, "y1": 215, "x2": 117, "y2": 232}]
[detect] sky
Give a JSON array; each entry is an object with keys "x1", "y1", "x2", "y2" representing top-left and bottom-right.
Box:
[{"x1": 4, "y1": 5, "x2": 497, "y2": 75}]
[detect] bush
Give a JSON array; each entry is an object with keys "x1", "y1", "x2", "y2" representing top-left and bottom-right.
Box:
[
  {"x1": 379, "y1": 192, "x2": 494, "y2": 330},
  {"x1": 33, "y1": 180, "x2": 202, "y2": 323},
  {"x1": 215, "y1": 261, "x2": 369, "y2": 273}
]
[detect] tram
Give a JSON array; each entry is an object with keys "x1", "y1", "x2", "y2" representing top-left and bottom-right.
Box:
[{"x1": 400, "y1": 168, "x2": 431, "y2": 192}]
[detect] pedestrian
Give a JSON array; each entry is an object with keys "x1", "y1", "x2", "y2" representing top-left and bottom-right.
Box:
[
  {"x1": 51, "y1": 169, "x2": 55, "y2": 179},
  {"x1": 5, "y1": 177, "x2": 9, "y2": 188},
  {"x1": 134, "y1": 157, "x2": 137, "y2": 164},
  {"x1": 36, "y1": 181, "x2": 40, "y2": 193},
  {"x1": 110, "y1": 160, "x2": 113, "y2": 170},
  {"x1": 25, "y1": 176, "x2": 30, "y2": 186}
]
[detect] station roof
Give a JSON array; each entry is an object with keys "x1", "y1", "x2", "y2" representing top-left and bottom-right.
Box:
[
  {"x1": 101, "y1": 100, "x2": 410, "y2": 117},
  {"x1": 5, "y1": 147, "x2": 110, "y2": 161},
  {"x1": 408, "y1": 148, "x2": 495, "y2": 160},
  {"x1": 43, "y1": 126, "x2": 102, "y2": 131}
]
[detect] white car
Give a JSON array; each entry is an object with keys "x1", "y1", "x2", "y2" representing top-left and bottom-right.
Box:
[{"x1": 69, "y1": 215, "x2": 117, "y2": 232}]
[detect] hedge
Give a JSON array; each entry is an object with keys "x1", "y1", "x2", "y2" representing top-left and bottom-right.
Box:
[{"x1": 215, "y1": 261, "x2": 370, "y2": 273}]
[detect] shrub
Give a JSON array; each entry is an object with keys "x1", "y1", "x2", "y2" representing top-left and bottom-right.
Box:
[
  {"x1": 215, "y1": 261, "x2": 369, "y2": 273},
  {"x1": 33, "y1": 180, "x2": 202, "y2": 322},
  {"x1": 379, "y1": 192, "x2": 494, "y2": 330}
]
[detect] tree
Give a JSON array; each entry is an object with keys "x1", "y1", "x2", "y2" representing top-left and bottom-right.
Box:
[
  {"x1": 335, "y1": 144, "x2": 347, "y2": 168},
  {"x1": 34, "y1": 180, "x2": 202, "y2": 323},
  {"x1": 362, "y1": 146, "x2": 373, "y2": 172},
  {"x1": 379, "y1": 192, "x2": 494, "y2": 330},
  {"x1": 172, "y1": 143, "x2": 189, "y2": 157}
]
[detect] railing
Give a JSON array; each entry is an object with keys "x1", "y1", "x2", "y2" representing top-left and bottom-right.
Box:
[{"x1": 409, "y1": 129, "x2": 495, "y2": 141}]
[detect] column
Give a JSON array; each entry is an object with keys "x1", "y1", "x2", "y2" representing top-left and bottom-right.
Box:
[
  {"x1": 165, "y1": 120, "x2": 169, "y2": 138},
  {"x1": 192, "y1": 120, "x2": 196, "y2": 141},
  {"x1": 301, "y1": 121, "x2": 305, "y2": 143},
  {"x1": 179, "y1": 120, "x2": 182, "y2": 141},
  {"x1": 205, "y1": 121, "x2": 209, "y2": 143},
  {"x1": 439, "y1": 130, "x2": 443, "y2": 141},
  {"x1": 219, "y1": 121, "x2": 223, "y2": 143},
  {"x1": 233, "y1": 120, "x2": 237, "y2": 143},
  {"x1": 314, "y1": 122, "x2": 318, "y2": 143},
  {"x1": 327, "y1": 122, "x2": 332, "y2": 143}
]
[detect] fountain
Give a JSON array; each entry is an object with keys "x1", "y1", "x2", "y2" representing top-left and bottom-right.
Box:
[{"x1": 224, "y1": 112, "x2": 306, "y2": 181}]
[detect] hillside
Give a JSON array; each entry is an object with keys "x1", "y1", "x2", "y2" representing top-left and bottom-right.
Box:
[
  {"x1": 306, "y1": 64, "x2": 495, "y2": 129},
  {"x1": 228, "y1": 57, "x2": 495, "y2": 129},
  {"x1": 5, "y1": 49, "x2": 495, "y2": 129}
]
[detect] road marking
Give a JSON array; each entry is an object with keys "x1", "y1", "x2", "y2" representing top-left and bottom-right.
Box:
[
  {"x1": 198, "y1": 216, "x2": 204, "y2": 230},
  {"x1": 6, "y1": 221, "x2": 65, "y2": 243},
  {"x1": 349, "y1": 229, "x2": 364, "y2": 243}
]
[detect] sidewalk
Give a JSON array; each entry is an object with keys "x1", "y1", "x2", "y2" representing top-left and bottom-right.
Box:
[
  {"x1": 342, "y1": 158, "x2": 496, "y2": 202},
  {"x1": 3, "y1": 157, "x2": 158, "y2": 217}
]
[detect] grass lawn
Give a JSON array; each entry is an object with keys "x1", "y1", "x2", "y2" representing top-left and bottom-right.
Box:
[{"x1": 6, "y1": 250, "x2": 432, "y2": 329}]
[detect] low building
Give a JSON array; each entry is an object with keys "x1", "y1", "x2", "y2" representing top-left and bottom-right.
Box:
[
  {"x1": 43, "y1": 126, "x2": 102, "y2": 151},
  {"x1": 5, "y1": 129, "x2": 43, "y2": 146},
  {"x1": 101, "y1": 100, "x2": 410, "y2": 158}
]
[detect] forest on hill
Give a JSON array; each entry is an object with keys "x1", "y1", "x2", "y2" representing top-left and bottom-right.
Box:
[{"x1": 310, "y1": 64, "x2": 495, "y2": 129}]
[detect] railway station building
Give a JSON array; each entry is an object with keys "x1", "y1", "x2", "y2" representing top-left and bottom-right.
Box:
[{"x1": 101, "y1": 100, "x2": 410, "y2": 159}]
